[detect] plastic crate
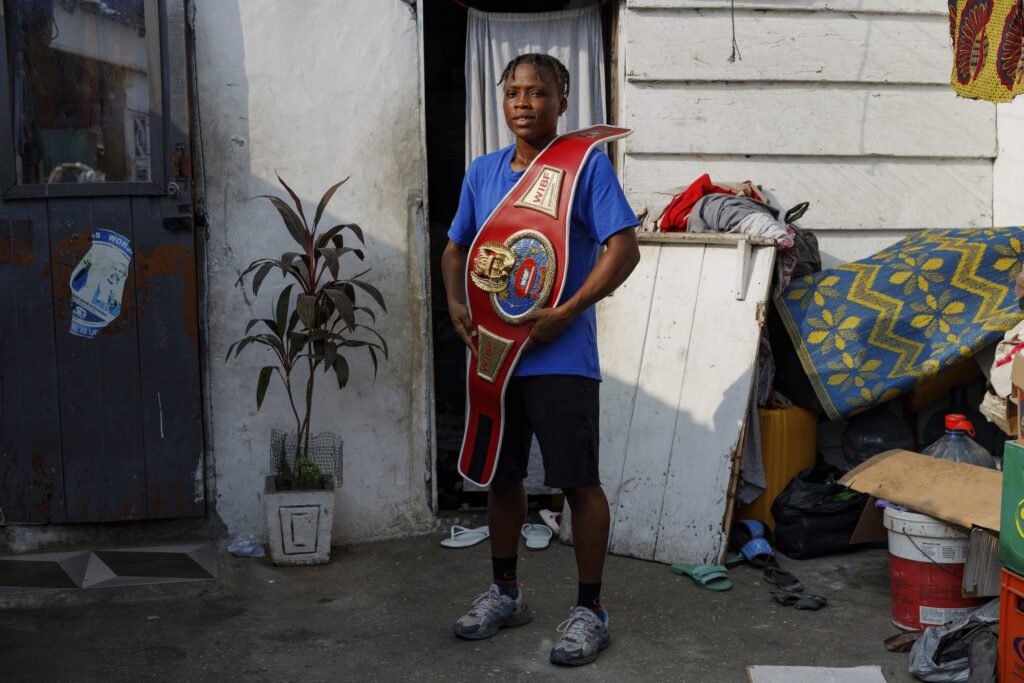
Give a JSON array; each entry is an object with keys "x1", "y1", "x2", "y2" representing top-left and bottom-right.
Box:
[{"x1": 999, "y1": 568, "x2": 1024, "y2": 683}]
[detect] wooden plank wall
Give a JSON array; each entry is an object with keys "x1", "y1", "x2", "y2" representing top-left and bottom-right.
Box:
[
  {"x1": 619, "y1": 1, "x2": 995, "y2": 266},
  {"x1": 597, "y1": 239, "x2": 775, "y2": 564}
]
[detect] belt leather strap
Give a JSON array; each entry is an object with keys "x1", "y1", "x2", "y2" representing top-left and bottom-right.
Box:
[{"x1": 458, "y1": 125, "x2": 633, "y2": 487}]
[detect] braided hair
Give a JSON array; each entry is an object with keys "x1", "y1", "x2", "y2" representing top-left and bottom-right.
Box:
[{"x1": 497, "y1": 53, "x2": 571, "y2": 99}]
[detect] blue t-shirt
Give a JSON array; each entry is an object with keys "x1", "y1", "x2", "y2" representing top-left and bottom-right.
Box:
[{"x1": 448, "y1": 144, "x2": 638, "y2": 380}]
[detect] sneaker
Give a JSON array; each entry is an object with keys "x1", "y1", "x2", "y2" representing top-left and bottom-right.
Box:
[
  {"x1": 452, "y1": 584, "x2": 532, "y2": 640},
  {"x1": 549, "y1": 605, "x2": 610, "y2": 666}
]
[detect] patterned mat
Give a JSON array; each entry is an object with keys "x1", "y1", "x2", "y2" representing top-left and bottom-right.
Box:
[{"x1": 777, "y1": 228, "x2": 1024, "y2": 420}]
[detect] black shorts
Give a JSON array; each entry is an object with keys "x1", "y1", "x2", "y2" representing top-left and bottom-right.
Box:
[{"x1": 492, "y1": 374, "x2": 601, "y2": 490}]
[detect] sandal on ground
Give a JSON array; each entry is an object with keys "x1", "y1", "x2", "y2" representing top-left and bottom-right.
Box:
[
  {"x1": 671, "y1": 563, "x2": 733, "y2": 591},
  {"x1": 729, "y1": 520, "x2": 776, "y2": 568},
  {"x1": 521, "y1": 523, "x2": 553, "y2": 550},
  {"x1": 763, "y1": 565, "x2": 803, "y2": 592},
  {"x1": 539, "y1": 509, "x2": 561, "y2": 534},
  {"x1": 440, "y1": 525, "x2": 490, "y2": 548},
  {"x1": 771, "y1": 589, "x2": 827, "y2": 611},
  {"x1": 723, "y1": 551, "x2": 745, "y2": 568}
]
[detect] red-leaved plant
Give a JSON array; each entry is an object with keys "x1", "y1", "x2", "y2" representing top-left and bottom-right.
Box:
[{"x1": 227, "y1": 176, "x2": 387, "y2": 489}]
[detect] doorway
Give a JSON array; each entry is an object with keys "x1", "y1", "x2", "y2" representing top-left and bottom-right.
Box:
[{"x1": 423, "y1": 0, "x2": 615, "y2": 510}]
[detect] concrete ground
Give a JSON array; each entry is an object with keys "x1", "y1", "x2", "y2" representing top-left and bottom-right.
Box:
[{"x1": 0, "y1": 531, "x2": 915, "y2": 682}]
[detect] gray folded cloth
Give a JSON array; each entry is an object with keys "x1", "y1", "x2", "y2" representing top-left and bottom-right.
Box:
[{"x1": 688, "y1": 193, "x2": 787, "y2": 241}]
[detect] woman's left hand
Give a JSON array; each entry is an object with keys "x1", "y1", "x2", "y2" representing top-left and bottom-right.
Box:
[{"x1": 520, "y1": 305, "x2": 573, "y2": 344}]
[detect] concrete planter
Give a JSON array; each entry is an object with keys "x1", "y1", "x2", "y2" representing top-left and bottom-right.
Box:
[{"x1": 263, "y1": 476, "x2": 335, "y2": 566}]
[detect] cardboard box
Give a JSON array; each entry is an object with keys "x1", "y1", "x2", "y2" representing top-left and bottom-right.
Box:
[
  {"x1": 1001, "y1": 441, "x2": 1024, "y2": 575},
  {"x1": 840, "y1": 450, "x2": 1001, "y2": 532},
  {"x1": 840, "y1": 449, "x2": 1003, "y2": 597}
]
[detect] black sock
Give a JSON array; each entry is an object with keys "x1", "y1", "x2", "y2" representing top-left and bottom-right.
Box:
[
  {"x1": 492, "y1": 556, "x2": 518, "y2": 596},
  {"x1": 577, "y1": 581, "x2": 602, "y2": 611}
]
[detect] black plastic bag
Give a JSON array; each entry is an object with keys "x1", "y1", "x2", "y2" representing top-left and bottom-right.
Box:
[
  {"x1": 770, "y1": 463, "x2": 867, "y2": 559},
  {"x1": 791, "y1": 227, "x2": 821, "y2": 278}
]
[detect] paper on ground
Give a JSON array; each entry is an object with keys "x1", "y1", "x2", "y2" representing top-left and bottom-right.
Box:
[{"x1": 747, "y1": 665, "x2": 886, "y2": 683}]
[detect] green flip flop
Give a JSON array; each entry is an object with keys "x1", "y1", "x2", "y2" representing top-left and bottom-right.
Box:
[{"x1": 670, "y1": 563, "x2": 733, "y2": 591}]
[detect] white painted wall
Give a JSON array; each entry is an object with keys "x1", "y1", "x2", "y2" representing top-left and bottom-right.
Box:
[
  {"x1": 193, "y1": 0, "x2": 433, "y2": 542},
  {"x1": 618, "y1": 0, "x2": 1005, "y2": 267},
  {"x1": 996, "y1": 98, "x2": 1024, "y2": 227}
]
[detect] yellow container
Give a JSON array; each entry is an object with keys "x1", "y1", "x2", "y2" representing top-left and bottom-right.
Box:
[{"x1": 737, "y1": 405, "x2": 819, "y2": 532}]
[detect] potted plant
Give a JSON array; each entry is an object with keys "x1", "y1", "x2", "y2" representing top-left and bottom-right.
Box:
[{"x1": 227, "y1": 175, "x2": 387, "y2": 566}]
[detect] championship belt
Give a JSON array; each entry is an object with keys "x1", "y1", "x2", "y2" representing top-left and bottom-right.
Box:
[{"x1": 458, "y1": 125, "x2": 633, "y2": 486}]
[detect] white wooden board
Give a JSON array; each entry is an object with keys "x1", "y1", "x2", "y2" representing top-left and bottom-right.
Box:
[
  {"x1": 626, "y1": 10, "x2": 950, "y2": 84},
  {"x1": 747, "y1": 665, "x2": 887, "y2": 683},
  {"x1": 596, "y1": 244, "x2": 662, "y2": 516},
  {"x1": 598, "y1": 238, "x2": 775, "y2": 564},
  {"x1": 623, "y1": 155, "x2": 993, "y2": 231},
  {"x1": 623, "y1": 82, "x2": 996, "y2": 158}
]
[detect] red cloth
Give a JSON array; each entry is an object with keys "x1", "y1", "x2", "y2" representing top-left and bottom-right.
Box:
[{"x1": 658, "y1": 174, "x2": 737, "y2": 232}]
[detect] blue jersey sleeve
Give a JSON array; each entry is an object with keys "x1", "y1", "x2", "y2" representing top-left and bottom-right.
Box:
[
  {"x1": 448, "y1": 163, "x2": 478, "y2": 247},
  {"x1": 577, "y1": 152, "x2": 638, "y2": 244}
]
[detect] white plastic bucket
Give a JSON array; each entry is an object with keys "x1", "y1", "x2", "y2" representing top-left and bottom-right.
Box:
[{"x1": 883, "y1": 507, "x2": 985, "y2": 630}]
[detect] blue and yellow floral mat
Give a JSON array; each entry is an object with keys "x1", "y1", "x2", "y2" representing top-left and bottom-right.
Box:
[{"x1": 777, "y1": 228, "x2": 1024, "y2": 420}]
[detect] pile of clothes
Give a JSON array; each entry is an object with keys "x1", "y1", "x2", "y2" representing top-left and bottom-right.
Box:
[{"x1": 636, "y1": 173, "x2": 818, "y2": 295}]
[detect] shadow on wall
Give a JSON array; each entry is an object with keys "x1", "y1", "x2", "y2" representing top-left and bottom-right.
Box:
[{"x1": 192, "y1": 0, "x2": 432, "y2": 543}]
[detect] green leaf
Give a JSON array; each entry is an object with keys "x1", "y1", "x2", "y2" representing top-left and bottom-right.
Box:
[
  {"x1": 324, "y1": 341, "x2": 338, "y2": 369},
  {"x1": 288, "y1": 259, "x2": 311, "y2": 289},
  {"x1": 226, "y1": 336, "x2": 255, "y2": 361},
  {"x1": 325, "y1": 287, "x2": 356, "y2": 330},
  {"x1": 252, "y1": 261, "x2": 276, "y2": 296},
  {"x1": 259, "y1": 195, "x2": 310, "y2": 251},
  {"x1": 276, "y1": 174, "x2": 307, "y2": 228},
  {"x1": 368, "y1": 346, "x2": 379, "y2": 376},
  {"x1": 354, "y1": 305, "x2": 376, "y2": 323},
  {"x1": 355, "y1": 324, "x2": 389, "y2": 358},
  {"x1": 256, "y1": 366, "x2": 274, "y2": 409},
  {"x1": 349, "y1": 278, "x2": 387, "y2": 312},
  {"x1": 235, "y1": 258, "x2": 276, "y2": 287},
  {"x1": 286, "y1": 309, "x2": 300, "y2": 335},
  {"x1": 288, "y1": 331, "x2": 308, "y2": 362},
  {"x1": 318, "y1": 247, "x2": 340, "y2": 280},
  {"x1": 314, "y1": 177, "x2": 349, "y2": 229},
  {"x1": 296, "y1": 293, "x2": 317, "y2": 328},
  {"x1": 317, "y1": 222, "x2": 364, "y2": 249},
  {"x1": 275, "y1": 284, "x2": 294, "y2": 334},
  {"x1": 332, "y1": 355, "x2": 350, "y2": 389}
]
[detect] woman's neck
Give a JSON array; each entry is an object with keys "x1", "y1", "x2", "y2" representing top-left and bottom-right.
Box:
[{"x1": 510, "y1": 133, "x2": 556, "y2": 171}]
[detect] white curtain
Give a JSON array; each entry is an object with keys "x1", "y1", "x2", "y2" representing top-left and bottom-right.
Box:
[{"x1": 464, "y1": 5, "x2": 607, "y2": 167}]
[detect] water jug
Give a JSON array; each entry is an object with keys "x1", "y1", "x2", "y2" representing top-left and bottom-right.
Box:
[{"x1": 920, "y1": 414, "x2": 997, "y2": 469}]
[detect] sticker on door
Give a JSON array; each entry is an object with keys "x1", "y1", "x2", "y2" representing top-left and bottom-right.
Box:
[{"x1": 68, "y1": 229, "x2": 133, "y2": 338}]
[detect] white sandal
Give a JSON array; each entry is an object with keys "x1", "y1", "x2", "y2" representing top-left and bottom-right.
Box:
[
  {"x1": 522, "y1": 523, "x2": 553, "y2": 550},
  {"x1": 440, "y1": 525, "x2": 490, "y2": 548},
  {"x1": 539, "y1": 509, "x2": 561, "y2": 534}
]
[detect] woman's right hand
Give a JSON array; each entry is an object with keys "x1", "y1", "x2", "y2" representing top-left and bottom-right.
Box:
[{"x1": 448, "y1": 300, "x2": 477, "y2": 356}]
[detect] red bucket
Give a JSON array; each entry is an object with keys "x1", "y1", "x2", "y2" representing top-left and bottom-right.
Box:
[{"x1": 884, "y1": 508, "x2": 986, "y2": 630}]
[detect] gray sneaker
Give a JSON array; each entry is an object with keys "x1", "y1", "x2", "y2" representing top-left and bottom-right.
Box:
[
  {"x1": 549, "y1": 606, "x2": 610, "y2": 666},
  {"x1": 452, "y1": 584, "x2": 532, "y2": 640}
]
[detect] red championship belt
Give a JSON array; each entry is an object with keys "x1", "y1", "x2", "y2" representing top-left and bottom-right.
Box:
[{"x1": 458, "y1": 125, "x2": 633, "y2": 486}]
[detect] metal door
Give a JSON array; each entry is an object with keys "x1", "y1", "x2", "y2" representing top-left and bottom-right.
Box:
[{"x1": 0, "y1": 0, "x2": 203, "y2": 522}]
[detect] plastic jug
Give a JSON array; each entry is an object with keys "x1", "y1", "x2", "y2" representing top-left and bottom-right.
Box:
[{"x1": 920, "y1": 414, "x2": 997, "y2": 469}]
